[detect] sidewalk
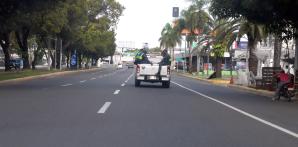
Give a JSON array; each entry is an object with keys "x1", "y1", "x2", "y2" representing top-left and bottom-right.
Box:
[{"x1": 175, "y1": 71, "x2": 275, "y2": 98}]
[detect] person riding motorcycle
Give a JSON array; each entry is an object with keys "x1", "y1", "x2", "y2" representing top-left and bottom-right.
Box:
[{"x1": 273, "y1": 70, "x2": 290, "y2": 101}]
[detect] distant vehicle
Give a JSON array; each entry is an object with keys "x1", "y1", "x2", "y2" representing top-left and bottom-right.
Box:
[
  {"x1": 134, "y1": 55, "x2": 171, "y2": 88},
  {"x1": 8, "y1": 58, "x2": 23, "y2": 70},
  {"x1": 117, "y1": 63, "x2": 123, "y2": 69},
  {"x1": 126, "y1": 62, "x2": 134, "y2": 68}
]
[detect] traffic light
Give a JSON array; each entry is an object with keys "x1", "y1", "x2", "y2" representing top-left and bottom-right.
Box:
[{"x1": 173, "y1": 7, "x2": 179, "y2": 18}]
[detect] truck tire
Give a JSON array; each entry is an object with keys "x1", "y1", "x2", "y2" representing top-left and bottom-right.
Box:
[
  {"x1": 162, "y1": 81, "x2": 170, "y2": 88},
  {"x1": 135, "y1": 79, "x2": 141, "y2": 87}
]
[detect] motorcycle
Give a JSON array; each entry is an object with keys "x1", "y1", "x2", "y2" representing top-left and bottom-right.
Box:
[
  {"x1": 277, "y1": 73, "x2": 295, "y2": 101},
  {"x1": 278, "y1": 83, "x2": 295, "y2": 102}
]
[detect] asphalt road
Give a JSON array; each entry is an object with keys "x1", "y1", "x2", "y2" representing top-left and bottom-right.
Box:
[{"x1": 0, "y1": 65, "x2": 298, "y2": 147}]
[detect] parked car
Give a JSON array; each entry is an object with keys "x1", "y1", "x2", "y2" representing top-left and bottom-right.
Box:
[
  {"x1": 117, "y1": 63, "x2": 123, "y2": 69},
  {"x1": 126, "y1": 62, "x2": 134, "y2": 68},
  {"x1": 9, "y1": 58, "x2": 23, "y2": 70}
]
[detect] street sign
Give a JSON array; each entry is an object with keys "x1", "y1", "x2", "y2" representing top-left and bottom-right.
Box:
[
  {"x1": 70, "y1": 50, "x2": 77, "y2": 69},
  {"x1": 71, "y1": 54, "x2": 77, "y2": 66},
  {"x1": 173, "y1": 7, "x2": 179, "y2": 17}
]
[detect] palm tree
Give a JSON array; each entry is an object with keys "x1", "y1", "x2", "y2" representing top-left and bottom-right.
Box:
[
  {"x1": 159, "y1": 23, "x2": 181, "y2": 69},
  {"x1": 177, "y1": 0, "x2": 211, "y2": 73},
  {"x1": 237, "y1": 21, "x2": 267, "y2": 75},
  {"x1": 197, "y1": 18, "x2": 239, "y2": 78},
  {"x1": 201, "y1": 17, "x2": 267, "y2": 77}
]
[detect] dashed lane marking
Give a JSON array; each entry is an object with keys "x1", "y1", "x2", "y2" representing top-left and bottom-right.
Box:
[
  {"x1": 61, "y1": 84, "x2": 73, "y2": 87},
  {"x1": 97, "y1": 102, "x2": 112, "y2": 114},
  {"x1": 114, "y1": 90, "x2": 120, "y2": 95}
]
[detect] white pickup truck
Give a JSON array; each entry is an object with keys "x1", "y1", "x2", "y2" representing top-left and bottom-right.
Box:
[{"x1": 135, "y1": 63, "x2": 171, "y2": 88}]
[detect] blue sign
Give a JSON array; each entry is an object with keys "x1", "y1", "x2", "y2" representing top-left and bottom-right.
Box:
[
  {"x1": 239, "y1": 41, "x2": 248, "y2": 49},
  {"x1": 71, "y1": 53, "x2": 77, "y2": 66}
]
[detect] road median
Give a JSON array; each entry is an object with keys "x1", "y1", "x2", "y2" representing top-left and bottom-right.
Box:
[{"x1": 0, "y1": 68, "x2": 101, "y2": 84}]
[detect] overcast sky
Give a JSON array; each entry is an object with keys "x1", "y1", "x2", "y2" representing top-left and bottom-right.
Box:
[{"x1": 115, "y1": 0, "x2": 191, "y2": 49}]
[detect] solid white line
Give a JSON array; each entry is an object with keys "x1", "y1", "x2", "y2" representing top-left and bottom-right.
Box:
[
  {"x1": 171, "y1": 81, "x2": 298, "y2": 139},
  {"x1": 97, "y1": 102, "x2": 112, "y2": 114},
  {"x1": 61, "y1": 84, "x2": 72, "y2": 87},
  {"x1": 90, "y1": 78, "x2": 96, "y2": 80},
  {"x1": 80, "y1": 80, "x2": 87, "y2": 83},
  {"x1": 114, "y1": 90, "x2": 120, "y2": 95},
  {"x1": 121, "y1": 83, "x2": 125, "y2": 87}
]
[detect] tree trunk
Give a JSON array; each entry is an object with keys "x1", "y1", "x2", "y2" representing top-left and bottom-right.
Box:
[
  {"x1": 197, "y1": 53, "x2": 201, "y2": 73},
  {"x1": 94, "y1": 58, "x2": 99, "y2": 66},
  {"x1": 78, "y1": 52, "x2": 82, "y2": 69},
  {"x1": 50, "y1": 51, "x2": 56, "y2": 69},
  {"x1": 15, "y1": 28, "x2": 30, "y2": 69},
  {"x1": 31, "y1": 50, "x2": 38, "y2": 70},
  {"x1": 215, "y1": 57, "x2": 222, "y2": 78},
  {"x1": 273, "y1": 34, "x2": 282, "y2": 67},
  {"x1": 188, "y1": 41, "x2": 193, "y2": 73},
  {"x1": 248, "y1": 35, "x2": 258, "y2": 76},
  {"x1": 66, "y1": 50, "x2": 70, "y2": 69},
  {"x1": 295, "y1": 35, "x2": 298, "y2": 71},
  {"x1": 0, "y1": 32, "x2": 11, "y2": 71},
  {"x1": 170, "y1": 48, "x2": 175, "y2": 70}
]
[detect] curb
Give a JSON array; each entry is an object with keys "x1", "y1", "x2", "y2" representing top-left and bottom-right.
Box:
[
  {"x1": 176, "y1": 72, "x2": 274, "y2": 98},
  {"x1": 175, "y1": 72, "x2": 229, "y2": 86},
  {"x1": 227, "y1": 84, "x2": 274, "y2": 98},
  {"x1": 0, "y1": 68, "x2": 101, "y2": 84}
]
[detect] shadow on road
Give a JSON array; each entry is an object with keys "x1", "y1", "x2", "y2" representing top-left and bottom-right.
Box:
[{"x1": 128, "y1": 83, "x2": 170, "y2": 89}]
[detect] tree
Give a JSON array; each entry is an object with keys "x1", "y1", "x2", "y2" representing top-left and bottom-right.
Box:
[
  {"x1": 178, "y1": 0, "x2": 211, "y2": 72},
  {"x1": 0, "y1": 0, "x2": 19, "y2": 71},
  {"x1": 210, "y1": 0, "x2": 298, "y2": 39},
  {"x1": 159, "y1": 23, "x2": 181, "y2": 69},
  {"x1": 0, "y1": 0, "x2": 124, "y2": 71},
  {"x1": 12, "y1": 0, "x2": 69, "y2": 69},
  {"x1": 210, "y1": 0, "x2": 298, "y2": 71}
]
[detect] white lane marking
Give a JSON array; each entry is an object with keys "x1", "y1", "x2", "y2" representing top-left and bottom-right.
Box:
[
  {"x1": 61, "y1": 84, "x2": 72, "y2": 87},
  {"x1": 114, "y1": 90, "x2": 120, "y2": 95},
  {"x1": 125, "y1": 73, "x2": 134, "y2": 83},
  {"x1": 90, "y1": 77, "x2": 96, "y2": 80},
  {"x1": 171, "y1": 81, "x2": 298, "y2": 139},
  {"x1": 121, "y1": 83, "x2": 125, "y2": 87},
  {"x1": 97, "y1": 102, "x2": 112, "y2": 114},
  {"x1": 80, "y1": 80, "x2": 87, "y2": 83}
]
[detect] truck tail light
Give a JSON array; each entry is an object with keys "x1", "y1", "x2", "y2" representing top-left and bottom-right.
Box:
[
  {"x1": 167, "y1": 66, "x2": 170, "y2": 75},
  {"x1": 136, "y1": 65, "x2": 140, "y2": 73}
]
